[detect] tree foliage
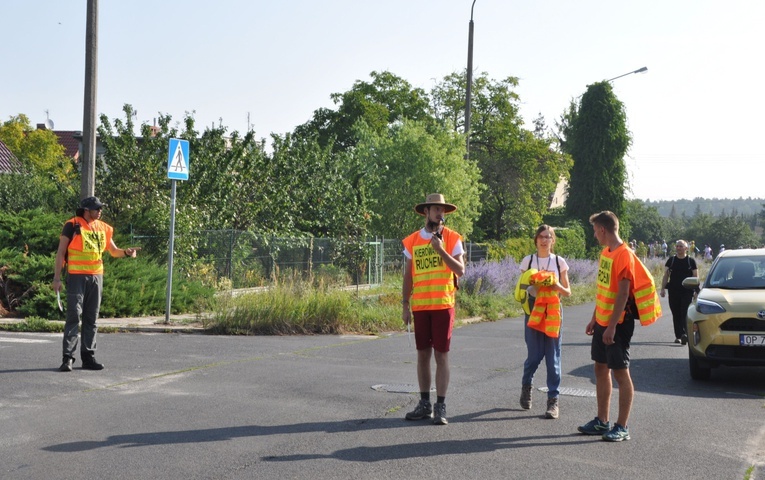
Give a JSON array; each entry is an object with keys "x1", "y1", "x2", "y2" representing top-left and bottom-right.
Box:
[
  {"x1": 560, "y1": 82, "x2": 631, "y2": 245},
  {"x1": 355, "y1": 120, "x2": 482, "y2": 239},
  {"x1": 0, "y1": 114, "x2": 78, "y2": 211},
  {"x1": 625, "y1": 199, "x2": 666, "y2": 243},
  {"x1": 432, "y1": 72, "x2": 571, "y2": 239},
  {"x1": 296, "y1": 71, "x2": 433, "y2": 153}
]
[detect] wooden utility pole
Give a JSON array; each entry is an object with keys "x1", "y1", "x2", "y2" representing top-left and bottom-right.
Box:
[{"x1": 81, "y1": 0, "x2": 98, "y2": 199}]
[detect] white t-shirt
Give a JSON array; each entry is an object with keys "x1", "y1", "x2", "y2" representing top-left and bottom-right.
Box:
[{"x1": 519, "y1": 253, "x2": 569, "y2": 297}]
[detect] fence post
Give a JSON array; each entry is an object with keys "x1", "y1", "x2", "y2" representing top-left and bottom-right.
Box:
[
  {"x1": 229, "y1": 229, "x2": 235, "y2": 284},
  {"x1": 308, "y1": 237, "x2": 314, "y2": 280}
]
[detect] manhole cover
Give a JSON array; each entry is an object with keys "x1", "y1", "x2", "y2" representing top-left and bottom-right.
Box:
[
  {"x1": 371, "y1": 384, "x2": 436, "y2": 394},
  {"x1": 539, "y1": 386, "x2": 596, "y2": 397}
]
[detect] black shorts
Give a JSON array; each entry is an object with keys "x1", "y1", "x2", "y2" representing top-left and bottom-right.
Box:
[{"x1": 591, "y1": 317, "x2": 635, "y2": 370}]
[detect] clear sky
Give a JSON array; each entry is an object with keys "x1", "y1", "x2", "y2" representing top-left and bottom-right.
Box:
[{"x1": 2, "y1": 0, "x2": 763, "y2": 202}]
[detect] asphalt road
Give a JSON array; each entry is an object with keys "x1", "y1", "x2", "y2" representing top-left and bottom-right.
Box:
[{"x1": 2, "y1": 299, "x2": 764, "y2": 480}]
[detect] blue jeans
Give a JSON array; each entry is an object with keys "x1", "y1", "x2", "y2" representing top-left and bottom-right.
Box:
[{"x1": 521, "y1": 296, "x2": 562, "y2": 398}]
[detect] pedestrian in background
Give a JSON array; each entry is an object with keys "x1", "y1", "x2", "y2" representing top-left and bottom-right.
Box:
[
  {"x1": 518, "y1": 225, "x2": 571, "y2": 419},
  {"x1": 704, "y1": 244, "x2": 713, "y2": 261},
  {"x1": 402, "y1": 194, "x2": 465, "y2": 425},
  {"x1": 660, "y1": 240, "x2": 698, "y2": 345},
  {"x1": 53, "y1": 196, "x2": 140, "y2": 372}
]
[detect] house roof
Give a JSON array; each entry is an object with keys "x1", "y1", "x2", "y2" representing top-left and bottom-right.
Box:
[
  {"x1": 52, "y1": 130, "x2": 81, "y2": 160},
  {"x1": 0, "y1": 140, "x2": 23, "y2": 174}
]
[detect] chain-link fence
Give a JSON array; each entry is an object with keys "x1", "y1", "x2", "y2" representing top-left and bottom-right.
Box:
[{"x1": 132, "y1": 230, "x2": 489, "y2": 289}]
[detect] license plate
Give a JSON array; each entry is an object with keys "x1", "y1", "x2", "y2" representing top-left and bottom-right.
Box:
[{"x1": 740, "y1": 334, "x2": 765, "y2": 346}]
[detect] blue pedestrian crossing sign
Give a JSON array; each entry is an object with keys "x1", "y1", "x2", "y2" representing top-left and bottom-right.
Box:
[{"x1": 167, "y1": 138, "x2": 190, "y2": 180}]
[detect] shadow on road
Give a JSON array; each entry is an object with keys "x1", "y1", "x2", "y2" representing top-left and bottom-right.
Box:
[
  {"x1": 42, "y1": 408, "x2": 598, "y2": 454},
  {"x1": 568, "y1": 357, "x2": 765, "y2": 399},
  {"x1": 262, "y1": 434, "x2": 596, "y2": 463}
]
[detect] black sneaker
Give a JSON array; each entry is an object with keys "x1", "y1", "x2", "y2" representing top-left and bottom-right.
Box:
[
  {"x1": 82, "y1": 359, "x2": 104, "y2": 370},
  {"x1": 433, "y1": 402, "x2": 448, "y2": 425},
  {"x1": 405, "y1": 399, "x2": 432, "y2": 420},
  {"x1": 59, "y1": 357, "x2": 73, "y2": 372}
]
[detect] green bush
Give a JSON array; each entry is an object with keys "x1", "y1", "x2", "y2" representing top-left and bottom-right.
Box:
[
  {"x1": 0, "y1": 246, "x2": 214, "y2": 319},
  {"x1": 0, "y1": 173, "x2": 78, "y2": 215},
  {"x1": 484, "y1": 238, "x2": 535, "y2": 262},
  {"x1": 0, "y1": 316, "x2": 63, "y2": 333},
  {"x1": 481, "y1": 221, "x2": 587, "y2": 262},
  {"x1": 553, "y1": 222, "x2": 586, "y2": 259},
  {"x1": 0, "y1": 248, "x2": 54, "y2": 316},
  {"x1": 0, "y1": 208, "x2": 68, "y2": 255},
  {"x1": 99, "y1": 256, "x2": 215, "y2": 317}
]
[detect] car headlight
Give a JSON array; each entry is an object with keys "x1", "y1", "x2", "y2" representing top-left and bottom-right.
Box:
[{"x1": 696, "y1": 298, "x2": 726, "y2": 315}]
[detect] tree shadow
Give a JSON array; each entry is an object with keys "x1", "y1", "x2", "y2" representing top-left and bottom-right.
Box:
[
  {"x1": 43, "y1": 408, "x2": 538, "y2": 453},
  {"x1": 0, "y1": 368, "x2": 61, "y2": 374},
  {"x1": 262, "y1": 434, "x2": 595, "y2": 463}
]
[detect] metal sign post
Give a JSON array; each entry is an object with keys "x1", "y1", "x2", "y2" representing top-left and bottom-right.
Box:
[{"x1": 166, "y1": 138, "x2": 189, "y2": 323}]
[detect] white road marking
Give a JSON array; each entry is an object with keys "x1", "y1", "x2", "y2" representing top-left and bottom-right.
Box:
[{"x1": 0, "y1": 337, "x2": 53, "y2": 344}]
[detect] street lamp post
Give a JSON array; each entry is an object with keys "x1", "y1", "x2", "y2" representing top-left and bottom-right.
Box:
[
  {"x1": 464, "y1": 0, "x2": 477, "y2": 159},
  {"x1": 607, "y1": 66, "x2": 647, "y2": 83}
]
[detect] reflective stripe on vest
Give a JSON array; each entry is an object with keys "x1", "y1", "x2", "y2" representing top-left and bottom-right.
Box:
[
  {"x1": 595, "y1": 244, "x2": 661, "y2": 327},
  {"x1": 66, "y1": 218, "x2": 113, "y2": 275},
  {"x1": 403, "y1": 228, "x2": 461, "y2": 311},
  {"x1": 528, "y1": 291, "x2": 561, "y2": 338}
]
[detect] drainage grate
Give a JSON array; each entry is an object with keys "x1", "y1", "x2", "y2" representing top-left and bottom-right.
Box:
[{"x1": 539, "y1": 386, "x2": 596, "y2": 397}]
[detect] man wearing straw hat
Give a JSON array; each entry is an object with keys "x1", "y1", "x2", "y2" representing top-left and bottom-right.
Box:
[{"x1": 402, "y1": 193, "x2": 465, "y2": 425}]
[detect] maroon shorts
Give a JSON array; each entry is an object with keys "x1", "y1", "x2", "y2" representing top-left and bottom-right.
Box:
[{"x1": 413, "y1": 308, "x2": 455, "y2": 352}]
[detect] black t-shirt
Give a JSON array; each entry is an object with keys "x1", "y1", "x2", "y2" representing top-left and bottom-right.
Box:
[
  {"x1": 61, "y1": 217, "x2": 84, "y2": 240},
  {"x1": 665, "y1": 255, "x2": 697, "y2": 290}
]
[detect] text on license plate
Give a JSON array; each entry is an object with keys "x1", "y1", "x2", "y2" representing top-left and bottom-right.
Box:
[{"x1": 740, "y1": 334, "x2": 765, "y2": 346}]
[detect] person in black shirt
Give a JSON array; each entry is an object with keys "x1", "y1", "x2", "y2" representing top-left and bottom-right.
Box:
[{"x1": 659, "y1": 240, "x2": 698, "y2": 344}]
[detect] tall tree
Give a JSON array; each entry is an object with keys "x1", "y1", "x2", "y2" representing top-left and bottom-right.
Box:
[
  {"x1": 355, "y1": 120, "x2": 482, "y2": 240},
  {"x1": 625, "y1": 199, "x2": 665, "y2": 243},
  {"x1": 0, "y1": 114, "x2": 77, "y2": 211},
  {"x1": 432, "y1": 72, "x2": 571, "y2": 239},
  {"x1": 560, "y1": 81, "x2": 631, "y2": 245},
  {"x1": 295, "y1": 71, "x2": 432, "y2": 153}
]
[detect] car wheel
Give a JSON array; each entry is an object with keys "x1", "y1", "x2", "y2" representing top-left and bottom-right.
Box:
[{"x1": 688, "y1": 348, "x2": 711, "y2": 380}]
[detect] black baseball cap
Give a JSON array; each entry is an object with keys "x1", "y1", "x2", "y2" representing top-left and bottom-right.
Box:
[{"x1": 80, "y1": 196, "x2": 106, "y2": 210}]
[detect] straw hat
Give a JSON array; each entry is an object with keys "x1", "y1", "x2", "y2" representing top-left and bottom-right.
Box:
[{"x1": 414, "y1": 193, "x2": 457, "y2": 216}]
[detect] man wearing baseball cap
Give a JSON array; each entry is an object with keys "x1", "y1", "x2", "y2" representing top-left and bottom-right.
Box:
[
  {"x1": 402, "y1": 193, "x2": 465, "y2": 425},
  {"x1": 53, "y1": 196, "x2": 141, "y2": 372}
]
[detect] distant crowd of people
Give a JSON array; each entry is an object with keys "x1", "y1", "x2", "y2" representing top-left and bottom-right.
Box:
[{"x1": 627, "y1": 239, "x2": 731, "y2": 263}]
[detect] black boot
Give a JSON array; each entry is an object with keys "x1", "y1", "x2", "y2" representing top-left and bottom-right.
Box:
[
  {"x1": 81, "y1": 356, "x2": 104, "y2": 370},
  {"x1": 59, "y1": 357, "x2": 74, "y2": 372}
]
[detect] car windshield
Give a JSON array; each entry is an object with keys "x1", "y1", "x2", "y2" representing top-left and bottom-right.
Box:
[{"x1": 705, "y1": 256, "x2": 765, "y2": 289}]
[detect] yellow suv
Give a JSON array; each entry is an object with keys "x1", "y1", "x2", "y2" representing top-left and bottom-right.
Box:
[{"x1": 682, "y1": 249, "x2": 765, "y2": 380}]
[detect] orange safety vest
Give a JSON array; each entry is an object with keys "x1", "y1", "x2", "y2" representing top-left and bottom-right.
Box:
[
  {"x1": 595, "y1": 243, "x2": 661, "y2": 327},
  {"x1": 403, "y1": 227, "x2": 462, "y2": 311},
  {"x1": 527, "y1": 271, "x2": 561, "y2": 338},
  {"x1": 65, "y1": 217, "x2": 114, "y2": 275}
]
